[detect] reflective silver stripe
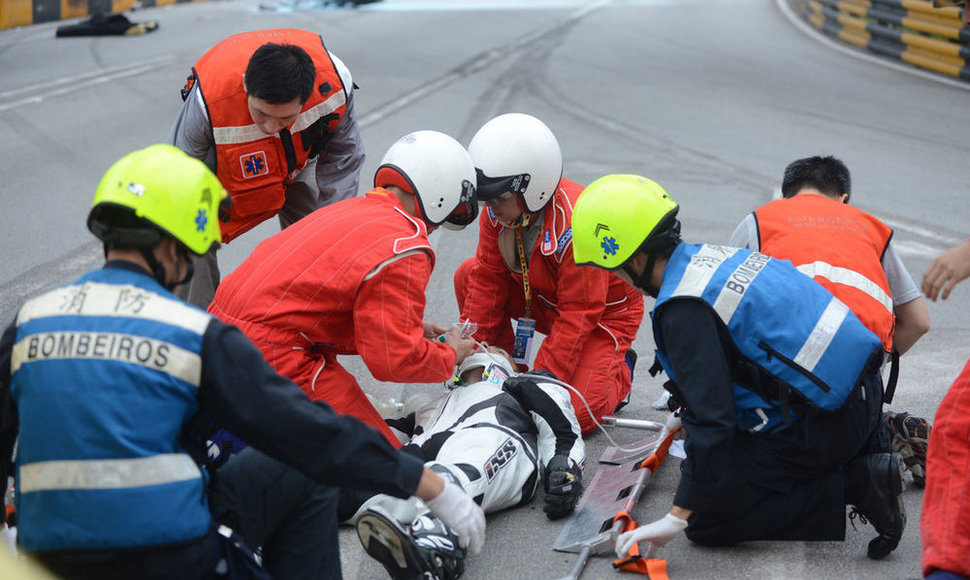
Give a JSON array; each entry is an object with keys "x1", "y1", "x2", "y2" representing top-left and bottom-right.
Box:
[
  {"x1": 10, "y1": 332, "x2": 201, "y2": 385},
  {"x1": 19, "y1": 454, "x2": 201, "y2": 493},
  {"x1": 16, "y1": 282, "x2": 211, "y2": 335},
  {"x1": 748, "y1": 408, "x2": 771, "y2": 433},
  {"x1": 291, "y1": 92, "x2": 346, "y2": 133},
  {"x1": 796, "y1": 261, "x2": 893, "y2": 314},
  {"x1": 212, "y1": 91, "x2": 346, "y2": 145},
  {"x1": 672, "y1": 245, "x2": 739, "y2": 299},
  {"x1": 793, "y1": 298, "x2": 848, "y2": 372},
  {"x1": 711, "y1": 252, "x2": 770, "y2": 324},
  {"x1": 212, "y1": 124, "x2": 272, "y2": 146}
]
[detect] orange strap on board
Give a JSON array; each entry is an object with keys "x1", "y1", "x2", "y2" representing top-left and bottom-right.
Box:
[
  {"x1": 611, "y1": 511, "x2": 671, "y2": 579},
  {"x1": 609, "y1": 426, "x2": 683, "y2": 579},
  {"x1": 640, "y1": 425, "x2": 681, "y2": 472}
]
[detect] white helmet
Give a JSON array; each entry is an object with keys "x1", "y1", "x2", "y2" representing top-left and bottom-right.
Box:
[
  {"x1": 374, "y1": 130, "x2": 478, "y2": 230},
  {"x1": 467, "y1": 113, "x2": 563, "y2": 213},
  {"x1": 454, "y1": 351, "x2": 516, "y2": 387}
]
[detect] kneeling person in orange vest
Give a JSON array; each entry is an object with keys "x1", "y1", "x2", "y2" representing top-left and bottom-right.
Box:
[
  {"x1": 729, "y1": 155, "x2": 931, "y2": 486},
  {"x1": 169, "y1": 28, "x2": 367, "y2": 309}
]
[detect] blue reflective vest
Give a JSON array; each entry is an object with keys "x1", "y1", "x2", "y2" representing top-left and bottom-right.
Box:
[
  {"x1": 652, "y1": 244, "x2": 882, "y2": 433},
  {"x1": 11, "y1": 266, "x2": 212, "y2": 551}
]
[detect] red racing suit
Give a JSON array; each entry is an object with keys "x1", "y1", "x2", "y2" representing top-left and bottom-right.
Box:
[
  {"x1": 209, "y1": 190, "x2": 458, "y2": 446},
  {"x1": 922, "y1": 355, "x2": 970, "y2": 578},
  {"x1": 187, "y1": 28, "x2": 348, "y2": 243},
  {"x1": 454, "y1": 178, "x2": 645, "y2": 434}
]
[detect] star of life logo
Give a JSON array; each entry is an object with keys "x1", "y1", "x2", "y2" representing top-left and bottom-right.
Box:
[
  {"x1": 195, "y1": 209, "x2": 208, "y2": 232},
  {"x1": 601, "y1": 236, "x2": 619, "y2": 255},
  {"x1": 240, "y1": 151, "x2": 269, "y2": 178}
]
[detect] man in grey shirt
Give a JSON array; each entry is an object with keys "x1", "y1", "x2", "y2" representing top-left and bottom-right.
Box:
[
  {"x1": 169, "y1": 30, "x2": 365, "y2": 308},
  {"x1": 728, "y1": 155, "x2": 931, "y2": 488}
]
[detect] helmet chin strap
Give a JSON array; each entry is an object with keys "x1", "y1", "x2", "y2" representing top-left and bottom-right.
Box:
[
  {"x1": 175, "y1": 259, "x2": 195, "y2": 290},
  {"x1": 624, "y1": 252, "x2": 661, "y2": 298},
  {"x1": 139, "y1": 247, "x2": 195, "y2": 291},
  {"x1": 498, "y1": 209, "x2": 531, "y2": 229},
  {"x1": 624, "y1": 223, "x2": 681, "y2": 298}
]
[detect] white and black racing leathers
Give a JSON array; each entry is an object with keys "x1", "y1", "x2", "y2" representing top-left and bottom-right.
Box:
[{"x1": 354, "y1": 373, "x2": 585, "y2": 523}]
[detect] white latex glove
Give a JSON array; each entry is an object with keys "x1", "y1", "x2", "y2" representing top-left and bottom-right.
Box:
[
  {"x1": 424, "y1": 480, "x2": 486, "y2": 554},
  {"x1": 615, "y1": 513, "x2": 688, "y2": 559},
  {"x1": 1, "y1": 523, "x2": 17, "y2": 555},
  {"x1": 665, "y1": 411, "x2": 682, "y2": 432}
]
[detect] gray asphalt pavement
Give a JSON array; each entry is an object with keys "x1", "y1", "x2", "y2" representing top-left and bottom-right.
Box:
[{"x1": 1, "y1": 0, "x2": 968, "y2": 578}]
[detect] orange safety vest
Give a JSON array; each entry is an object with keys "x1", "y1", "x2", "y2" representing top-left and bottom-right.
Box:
[
  {"x1": 186, "y1": 28, "x2": 347, "y2": 243},
  {"x1": 755, "y1": 193, "x2": 895, "y2": 351}
]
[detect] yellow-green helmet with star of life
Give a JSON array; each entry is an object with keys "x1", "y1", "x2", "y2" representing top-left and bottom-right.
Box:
[
  {"x1": 572, "y1": 174, "x2": 680, "y2": 270},
  {"x1": 88, "y1": 144, "x2": 229, "y2": 256}
]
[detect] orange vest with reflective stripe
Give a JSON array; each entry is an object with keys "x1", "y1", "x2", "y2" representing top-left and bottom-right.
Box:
[
  {"x1": 755, "y1": 193, "x2": 894, "y2": 351},
  {"x1": 189, "y1": 29, "x2": 347, "y2": 242}
]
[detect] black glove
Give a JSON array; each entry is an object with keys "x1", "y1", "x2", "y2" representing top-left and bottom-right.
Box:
[{"x1": 543, "y1": 455, "x2": 583, "y2": 520}]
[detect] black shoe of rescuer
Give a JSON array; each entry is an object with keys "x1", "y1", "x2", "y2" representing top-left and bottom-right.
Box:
[{"x1": 846, "y1": 452, "x2": 906, "y2": 560}]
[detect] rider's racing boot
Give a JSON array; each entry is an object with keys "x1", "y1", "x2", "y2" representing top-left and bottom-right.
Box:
[{"x1": 356, "y1": 505, "x2": 466, "y2": 580}]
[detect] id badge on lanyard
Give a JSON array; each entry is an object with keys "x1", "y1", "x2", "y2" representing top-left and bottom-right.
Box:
[
  {"x1": 513, "y1": 227, "x2": 536, "y2": 366},
  {"x1": 512, "y1": 317, "x2": 536, "y2": 365}
]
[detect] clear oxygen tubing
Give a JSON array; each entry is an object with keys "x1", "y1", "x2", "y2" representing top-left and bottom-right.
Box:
[
  {"x1": 514, "y1": 371, "x2": 665, "y2": 454},
  {"x1": 454, "y1": 326, "x2": 665, "y2": 454}
]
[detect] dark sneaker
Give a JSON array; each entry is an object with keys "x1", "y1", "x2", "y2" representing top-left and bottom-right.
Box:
[
  {"x1": 886, "y1": 411, "x2": 930, "y2": 487},
  {"x1": 614, "y1": 349, "x2": 638, "y2": 411},
  {"x1": 356, "y1": 506, "x2": 466, "y2": 580},
  {"x1": 625, "y1": 348, "x2": 638, "y2": 379},
  {"x1": 846, "y1": 452, "x2": 906, "y2": 560}
]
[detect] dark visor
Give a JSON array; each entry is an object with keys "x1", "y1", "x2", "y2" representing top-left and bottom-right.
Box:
[
  {"x1": 475, "y1": 168, "x2": 531, "y2": 201},
  {"x1": 442, "y1": 179, "x2": 479, "y2": 230}
]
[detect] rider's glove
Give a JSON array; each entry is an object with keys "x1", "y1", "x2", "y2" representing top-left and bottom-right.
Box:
[{"x1": 543, "y1": 454, "x2": 583, "y2": 520}]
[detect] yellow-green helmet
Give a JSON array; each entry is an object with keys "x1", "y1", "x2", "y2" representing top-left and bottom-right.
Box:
[
  {"x1": 88, "y1": 144, "x2": 227, "y2": 256},
  {"x1": 572, "y1": 174, "x2": 680, "y2": 270}
]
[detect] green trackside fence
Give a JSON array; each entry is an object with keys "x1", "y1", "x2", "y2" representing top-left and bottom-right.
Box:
[
  {"x1": 0, "y1": 0, "x2": 207, "y2": 30},
  {"x1": 789, "y1": 0, "x2": 970, "y2": 82}
]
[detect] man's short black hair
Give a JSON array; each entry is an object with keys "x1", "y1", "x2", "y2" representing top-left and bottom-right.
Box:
[
  {"x1": 781, "y1": 155, "x2": 851, "y2": 202},
  {"x1": 244, "y1": 43, "x2": 316, "y2": 104}
]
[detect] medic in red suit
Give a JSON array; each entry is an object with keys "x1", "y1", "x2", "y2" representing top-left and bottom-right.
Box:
[
  {"x1": 209, "y1": 131, "x2": 480, "y2": 446},
  {"x1": 454, "y1": 114, "x2": 644, "y2": 434}
]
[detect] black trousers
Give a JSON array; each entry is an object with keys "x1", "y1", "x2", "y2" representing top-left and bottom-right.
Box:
[
  {"x1": 686, "y1": 370, "x2": 887, "y2": 545},
  {"x1": 34, "y1": 448, "x2": 340, "y2": 580}
]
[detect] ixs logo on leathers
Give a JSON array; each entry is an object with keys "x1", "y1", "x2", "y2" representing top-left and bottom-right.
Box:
[{"x1": 483, "y1": 438, "x2": 518, "y2": 482}]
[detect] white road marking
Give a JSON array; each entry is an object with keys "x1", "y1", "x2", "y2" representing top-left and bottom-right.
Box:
[{"x1": 0, "y1": 57, "x2": 176, "y2": 113}]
